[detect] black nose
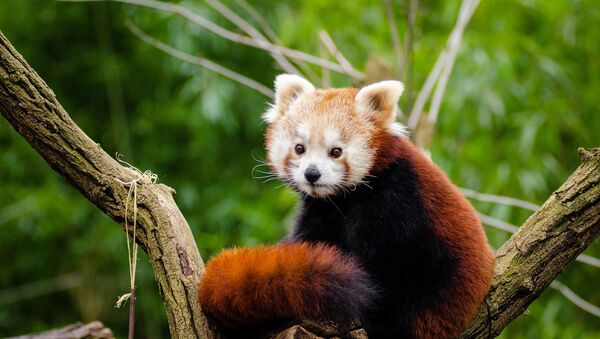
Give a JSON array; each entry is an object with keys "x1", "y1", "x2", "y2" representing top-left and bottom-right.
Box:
[{"x1": 304, "y1": 165, "x2": 321, "y2": 183}]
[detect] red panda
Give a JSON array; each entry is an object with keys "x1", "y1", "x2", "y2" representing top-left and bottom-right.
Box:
[{"x1": 199, "y1": 75, "x2": 495, "y2": 338}]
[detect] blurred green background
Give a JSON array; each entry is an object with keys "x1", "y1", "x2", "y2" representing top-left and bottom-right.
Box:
[{"x1": 0, "y1": 0, "x2": 598, "y2": 338}]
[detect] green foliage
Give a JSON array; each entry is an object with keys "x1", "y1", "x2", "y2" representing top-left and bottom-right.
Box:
[{"x1": 0, "y1": 0, "x2": 598, "y2": 337}]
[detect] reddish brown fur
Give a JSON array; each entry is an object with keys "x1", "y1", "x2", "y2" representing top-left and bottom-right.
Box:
[
  {"x1": 372, "y1": 134, "x2": 494, "y2": 338},
  {"x1": 199, "y1": 242, "x2": 375, "y2": 330},
  {"x1": 282, "y1": 152, "x2": 292, "y2": 176},
  {"x1": 247, "y1": 80, "x2": 492, "y2": 337}
]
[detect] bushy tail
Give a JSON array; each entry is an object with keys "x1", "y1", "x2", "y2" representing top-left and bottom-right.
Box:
[{"x1": 199, "y1": 242, "x2": 377, "y2": 330}]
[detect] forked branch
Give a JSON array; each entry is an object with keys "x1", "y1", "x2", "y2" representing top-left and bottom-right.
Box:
[{"x1": 0, "y1": 31, "x2": 216, "y2": 339}]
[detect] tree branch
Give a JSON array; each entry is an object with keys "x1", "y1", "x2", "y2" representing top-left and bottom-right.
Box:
[
  {"x1": 460, "y1": 147, "x2": 600, "y2": 338},
  {"x1": 10, "y1": 321, "x2": 114, "y2": 339},
  {"x1": 127, "y1": 21, "x2": 274, "y2": 97},
  {"x1": 0, "y1": 31, "x2": 216, "y2": 338}
]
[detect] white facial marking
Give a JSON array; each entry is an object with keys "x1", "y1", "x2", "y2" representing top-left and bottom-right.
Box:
[
  {"x1": 324, "y1": 128, "x2": 340, "y2": 148},
  {"x1": 268, "y1": 126, "x2": 292, "y2": 175},
  {"x1": 297, "y1": 122, "x2": 310, "y2": 141}
]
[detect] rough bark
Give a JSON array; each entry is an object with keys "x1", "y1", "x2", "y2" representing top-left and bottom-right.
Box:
[
  {"x1": 270, "y1": 325, "x2": 367, "y2": 339},
  {"x1": 459, "y1": 147, "x2": 600, "y2": 338},
  {"x1": 9, "y1": 321, "x2": 114, "y2": 339},
  {"x1": 0, "y1": 31, "x2": 216, "y2": 339},
  {"x1": 268, "y1": 319, "x2": 367, "y2": 339},
  {"x1": 1, "y1": 31, "x2": 598, "y2": 338}
]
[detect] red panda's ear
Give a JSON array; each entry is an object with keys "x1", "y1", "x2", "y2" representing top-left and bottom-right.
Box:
[
  {"x1": 355, "y1": 80, "x2": 406, "y2": 136},
  {"x1": 263, "y1": 74, "x2": 315, "y2": 123}
]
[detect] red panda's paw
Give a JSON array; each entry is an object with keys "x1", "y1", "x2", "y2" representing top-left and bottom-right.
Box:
[{"x1": 198, "y1": 242, "x2": 377, "y2": 330}]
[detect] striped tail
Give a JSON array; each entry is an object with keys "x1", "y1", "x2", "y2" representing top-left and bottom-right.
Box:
[{"x1": 199, "y1": 242, "x2": 377, "y2": 330}]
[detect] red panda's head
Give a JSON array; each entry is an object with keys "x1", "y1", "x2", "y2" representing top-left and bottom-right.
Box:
[{"x1": 264, "y1": 74, "x2": 405, "y2": 198}]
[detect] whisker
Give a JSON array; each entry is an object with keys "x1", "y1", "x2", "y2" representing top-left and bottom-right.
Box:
[
  {"x1": 252, "y1": 169, "x2": 275, "y2": 175},
  {"x1": 253, "y1": 175, "x2": 277, "y2": 179},
  {"x1": 252, "y1": 171, "x2": 275, "y2": 181},
  {"x1": 251, "y1": 163, "x2": 273, "y2": 179},
  {"x1": 251, "y1": 150, "x2": 269, "y2": 164}
]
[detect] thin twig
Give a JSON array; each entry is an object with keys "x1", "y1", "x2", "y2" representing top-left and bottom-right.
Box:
[
  {"x1": 204, "y1": 0, "x2": 300, "y2": 75},
  {"x1": 576, "y1": 254, "x2": 600, "y2": 268},
  {"x1": 234, "y1": 0, "x2": 279, "y2": 43},
  {"x1": 61, "y1": 0, "x2": 363, "y2": 79},
  {"x1": 403, "y1": 0, "x2": 418, "y2": 112},
  {"x1": 318, "y1": 30, "x2": 360, "y2": 81},
  {"x1": 407, "y1": 0, "x2": 480, "y2": 129},
  {"x1": 462, "y1": 188, "x2": 600, "y2": 269},
  {"x1": 460, "y1": 187, "x2": 540, "y2": 211},
  {"x1": 126, "y1": 22, "x2": 274, "y2": 97},
  {"x1": 478, "y1": 212, "x2": 519, "y2": 233},
  {"x1": 319, "y1": 36, "x2": 331, "y2": 88},
  {"x1": 384, "y1": 0, "x2": 404, "y2": 77},
  {"x1": 233, "y1": 0, "x2": 321, "y2": 83},
  {"x1": 128, "y1": 287, "x2": 136, "y2": 339},
  {"x1": 407, "y1": 47, "x2": 446, "y2": 129},
  {"x1": 428, "y1": 0, "x2": 481, "y2": 124},
  {"x1": 550, "y1": 281, "x2": 600, "y2": 317}
]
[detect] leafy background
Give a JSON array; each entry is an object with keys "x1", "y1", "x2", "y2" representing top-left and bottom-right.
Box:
[{"x1": 0, "y1": 0, "x2": 598, "y2": 337}]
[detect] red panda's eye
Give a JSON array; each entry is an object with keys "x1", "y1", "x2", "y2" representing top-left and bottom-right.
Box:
[
  {"x1": 330, "y1": 147, "x2": 343, "y2": 158},
  {"x1": 295, "y1": 144, "x2": 305, "y2": 155}
]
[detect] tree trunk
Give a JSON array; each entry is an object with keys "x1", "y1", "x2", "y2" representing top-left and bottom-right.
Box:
[
  {"x1": 0, "y1": 31, "x2": 217, "y2": 339},
  {"x1": 460, "y1": 147, "x2": 600, "y2": 338},
  {"x1": 1, "y1": 31, "x2": 598, "y2": 338}
]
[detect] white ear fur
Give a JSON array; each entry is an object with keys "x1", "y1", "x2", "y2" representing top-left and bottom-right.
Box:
[
  {"x1": 263, "y1": 74, "x2": 315, "y2": 123},
  {"x1": 355, "y1": 80, "x2": 405, "y2": 136}
]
